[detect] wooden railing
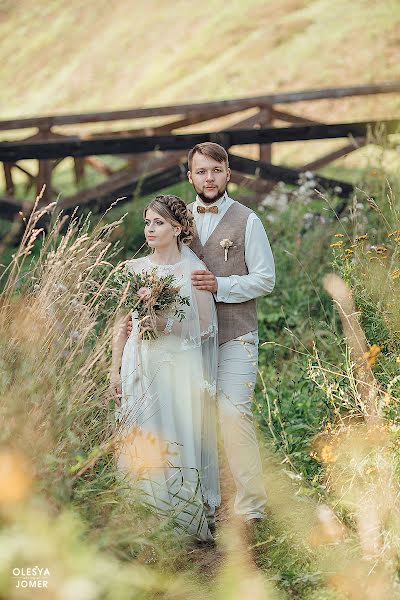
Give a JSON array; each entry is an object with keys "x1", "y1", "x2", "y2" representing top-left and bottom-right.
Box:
[{"x1": 0, "y1": 81, "x2": 399, "y2": 217}]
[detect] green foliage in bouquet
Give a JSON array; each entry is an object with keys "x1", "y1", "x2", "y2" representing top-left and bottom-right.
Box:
[{"x1": 107, "y1": 263, "x2": 190, "y2": 340}]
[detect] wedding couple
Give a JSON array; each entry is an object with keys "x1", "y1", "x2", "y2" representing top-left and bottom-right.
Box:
[{"x1": 110, "y1": 142, "x2": 275, "y2": 544}]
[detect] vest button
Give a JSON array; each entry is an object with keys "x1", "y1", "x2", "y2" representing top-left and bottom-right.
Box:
[{"x1": 199, "y1": 254, "x2": 204, "y2": 260}]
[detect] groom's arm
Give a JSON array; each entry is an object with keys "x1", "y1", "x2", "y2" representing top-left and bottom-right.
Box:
[
  {"x1": 191, "y1": 214, "x2": 275, "y2": 301},
  {"x1": 215, "y1": 214, "x2": 275, "y2": 303}
]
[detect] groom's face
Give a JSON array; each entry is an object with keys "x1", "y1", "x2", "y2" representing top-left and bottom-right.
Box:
[{"x1": 188, "y1": 153, "x2": 230, "y2": 204}]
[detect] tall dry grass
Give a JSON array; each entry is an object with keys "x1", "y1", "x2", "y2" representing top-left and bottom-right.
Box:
[{"x1": 1, "y1": 181, "x2": 400, "y2": 599}]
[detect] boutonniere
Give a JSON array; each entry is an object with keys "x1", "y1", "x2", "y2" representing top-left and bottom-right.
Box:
[{"x1": 220, "y1": 238, "x2": 234, "y2": 261}]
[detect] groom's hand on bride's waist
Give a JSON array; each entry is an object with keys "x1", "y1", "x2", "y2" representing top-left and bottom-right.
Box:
[{"x1": 191, "y1": 269, "x2": 218, "y2": 293}]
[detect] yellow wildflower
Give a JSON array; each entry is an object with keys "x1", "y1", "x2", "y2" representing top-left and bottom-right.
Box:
[
  {"x1": 330, "y1": 241, "x2": 343, "y2": 248},
  {"x1": 392, "y1": 270, "x2": 400, "y2": 280},
  {"x1": 363, "y1": 344, "x2": 381, "y2": 368},
  {"x1": 355, "y1": 234, "x2": 368, "y2": 242},
  {"x1": 384, "y1": 392, "x2": 391, "y2": 405},
  {"x1": 396, "y1": 356, "x2": 400, "y2": 364},
  {"x1": 0, "y1": 450, "x2": 32, "y2": 505},
  {"x1": 320, "y1": 444, "x2": 337, "y2": 464},
  {"x1": 334, "y1": 234, "x2": 344, "y2": 238},
  {"x1": 343, "y1": 248, "x2": 354, "y2": 258}
]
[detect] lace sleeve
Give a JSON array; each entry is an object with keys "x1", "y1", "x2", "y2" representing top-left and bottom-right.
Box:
[
  {"x1": 164, "y1": 285, "x2": 217, "y2": 344},
  {"x1": 164, "y1": 316, "x2": 175, "y2": 334},
  {"x1": 151, "y1": 250, "x2": 218, "y2": 350},
  {"x1": 193, "y1": 286, "x2": 218, "y2": 340},
  {"x1": 125, "y1": 258, "x2": 145, "y2": 274}
]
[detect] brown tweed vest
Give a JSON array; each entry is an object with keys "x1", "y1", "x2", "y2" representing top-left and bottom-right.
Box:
[{"x1": 188, "y1": 200, "x2": 257, "y2": 345}]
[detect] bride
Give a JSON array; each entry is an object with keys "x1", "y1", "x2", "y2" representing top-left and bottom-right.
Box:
[{"x1": 110, "y1": 194, "x2": 220, "y2": 543}]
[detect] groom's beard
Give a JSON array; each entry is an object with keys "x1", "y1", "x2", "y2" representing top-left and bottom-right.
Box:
[{"x1": 194, "y1": 184, "x2": 228, "y2": 204}]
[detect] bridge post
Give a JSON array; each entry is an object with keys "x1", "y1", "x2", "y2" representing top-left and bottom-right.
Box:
[
  {"x1": 3, "y1": 163, "x2": 14, "y2": 196},
  {"x1": 36, "y1": 124, "x2": 53, "y2": 205},
  {"x1": 37, "y1": 159, "x2": 53, "y2": 205},
  {"x1": 258, "y1": 105, "x2": 273, "y2": 163}
]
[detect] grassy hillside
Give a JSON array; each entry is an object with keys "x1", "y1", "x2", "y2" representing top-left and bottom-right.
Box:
[
  {"x1": 2, "y1": 4, "x2": 400, "y2": 597},
  {"x1": 1, "y1": 0, "x2": 399, "y2": 121},
  {"x1": 1, "y1": 0, "x2": 399, "y2": 197}
]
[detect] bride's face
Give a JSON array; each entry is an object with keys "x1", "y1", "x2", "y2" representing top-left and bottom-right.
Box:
[{"x1": 144, "y1": 208, "x2": 181, "y2": 250}]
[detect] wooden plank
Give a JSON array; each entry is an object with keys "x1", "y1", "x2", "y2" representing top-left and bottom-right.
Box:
[
  {"x1": 224, "y1": 111, "x2": 265, "y2": 130},
  {"x1": 51, "y1": 157, "x2": 67, "y2": 170},
  {"x1": 126, "y1": 150, "x2": 185, "y2": 173},
  {"x1": 58, "y1": 162, "x2": 187, "y2": 212},
  {"x1": 166, "y1": 107, "x2": 253, "y2": 130},
  {"x1": 1, "y1": 81, "x2": 399, "y2": 131},
  {"x1": 83, "y1": 156, "x2": 114, "y2": 176},
  {"x1": 1, "y1": 119, "x2": 398, "y2": 161},
  {"x1": 73, "y1": 157, "x2": 85, "y2": 183},
  {"x1": 0, "y1": 157, "x2": 353, "y2": 221},
  {"x1": 270, "y1": 108, "x2": 322, "y2": 125},
  {"x1": 11, "y1": 162, "x2": 36, "y2": 193},
  {"x1": 36, "y1": 159, "x2": 53, "y2": 205},
  {"x1": 258, "y1": 106, "x2": 273, "y2": 163},
  {"x1": 301, "y1": 138, "x2": 366, "y2": 171},
  {"x1": 34, "y1": 108, "x2": 244, "y2": 142},
  {"x1": 13, "y1": 163, "x2": 35, "y2": 180},
  {"x1": 60, "y1": 169, "x2": 145, "y2": 209},
  {"x1": 59, "y1": 153, "x2": 187, "y2": 210},
  {"x1": 3, "y1": 163, "x2": 14, "y2": 195},
  {"x1": 229, "y1": 170, "x2": 273, "y2": 194},
  {"x1": 0, "y1": 194, "x2": 23, "y2": 218},
  {"x1": 0, "y1": 101, "x2": 259, "y2": 131},
  {"x1": 228, "y1": 153, "x2": 354, "y2": 197}
]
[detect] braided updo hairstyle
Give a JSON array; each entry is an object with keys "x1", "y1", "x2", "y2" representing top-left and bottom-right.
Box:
[{"x1": 143, "y1": 194, "x2": 195, "y2": 248}]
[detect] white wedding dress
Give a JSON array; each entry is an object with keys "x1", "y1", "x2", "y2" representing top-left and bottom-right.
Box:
[{"x1": 115, "y1": 245, "x2": 220, "y2": 542}]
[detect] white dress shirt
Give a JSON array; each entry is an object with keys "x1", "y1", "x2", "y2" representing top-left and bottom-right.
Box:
[{"x1": 192, "y1": 193, "x2": 275, "y2": 303}]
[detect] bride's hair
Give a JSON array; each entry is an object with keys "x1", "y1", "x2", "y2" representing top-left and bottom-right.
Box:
[{"x1": 143, "y1": 195, "x2": 195, "y2": 248}]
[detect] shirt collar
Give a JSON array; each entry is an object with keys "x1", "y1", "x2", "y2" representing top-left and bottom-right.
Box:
[{"x1": 195, "y1": 191, "x2": 229, "y2": 209}]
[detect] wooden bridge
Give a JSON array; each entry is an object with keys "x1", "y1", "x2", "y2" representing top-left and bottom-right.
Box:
[{"x1": 0, "y1": 81, "x2": 399, "y2": 221}]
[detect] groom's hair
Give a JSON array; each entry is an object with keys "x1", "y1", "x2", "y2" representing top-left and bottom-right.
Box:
[{"x1": 188, "y1": 142, "x2": 229, "y2": 170}]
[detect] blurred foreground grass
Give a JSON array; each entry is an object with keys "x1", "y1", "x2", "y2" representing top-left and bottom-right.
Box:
[{"x1": 1, "y1": 148, "x2": 400, "y2": 598}]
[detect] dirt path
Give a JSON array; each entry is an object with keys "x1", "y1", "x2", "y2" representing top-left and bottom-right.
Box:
[{"x1": 185, "y1": 437, "x2": 250, "y2": 581}]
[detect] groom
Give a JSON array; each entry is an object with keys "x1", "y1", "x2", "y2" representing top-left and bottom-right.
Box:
[
  {"x1": 186, "y1": 142, "x2": 275, "y2": 529},
  {"x1": 127, "y1": 142, "x2": 275, "y2": 529}
]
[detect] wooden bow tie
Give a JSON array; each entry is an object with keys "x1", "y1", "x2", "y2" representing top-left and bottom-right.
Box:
[{"x1": 197, "y1": 205, "x2": 219, "y2": 214}]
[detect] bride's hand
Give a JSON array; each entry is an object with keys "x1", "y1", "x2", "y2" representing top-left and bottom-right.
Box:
[{"x1": 109, "y1": 373, "x2": 122, "y2": 407}]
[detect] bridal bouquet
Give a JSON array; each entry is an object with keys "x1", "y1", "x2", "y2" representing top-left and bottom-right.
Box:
[{"x1": 108, "y1": 264, "x2": 190, "y2": 340}]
